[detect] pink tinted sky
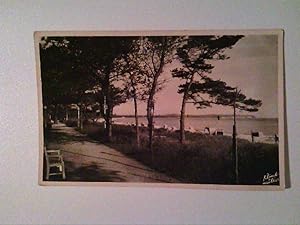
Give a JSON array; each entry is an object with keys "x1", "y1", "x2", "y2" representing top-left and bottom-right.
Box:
[{"x1": 114, "y1": 35, "x2": 278, "y2": 118}]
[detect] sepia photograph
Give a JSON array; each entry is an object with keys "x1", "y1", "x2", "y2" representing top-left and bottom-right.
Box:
[{"x1": 35, "y1": 30, "x2": 285, "y2": 189}]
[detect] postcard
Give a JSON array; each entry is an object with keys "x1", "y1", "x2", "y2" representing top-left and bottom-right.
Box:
[{"x1": 35, "y1": 30, "x2": 285, "y2": 190}]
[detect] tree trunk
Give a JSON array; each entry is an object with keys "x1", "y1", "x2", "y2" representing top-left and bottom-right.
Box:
[
  {"x1": 133, "y1": 94, "x2": 140, "y2": 149},
  {"x1": 146, "y1": 42, "x2": 166, "y2": 159},
  {"x1": 147, "y1": 99, "x2": 154, "y2": 152},
  {"x1": 232, "y1": 106, "x2": 237, "y2": 184},
  {"x1": 80, "y1": 105, "x2": 83, "y2": 130},
  {"x1": 232, "y1": 88, "x2": 238, "y2": 184},
  {"x1": 180, "y1": 97, "x2": 187, "y2": 144},
  {"x1": 54, "y1": 105, "x2": 58, "y2": 124},
  {"x1": 130, "y1": 76, "x2": 140, "y2": 149},
  {"x1": 43, "y1": 107, "x2": 48, "y2": 129},
  {"x1": 105, "y1": 117, "x2": 111, "y2": 141},
  {"x1": 65, "y1": 108, "x2": 69, "y2": 121},
  {"x1": 77, "y1": 104, "x2": 83, "y2": 130},
  {"x1": 77, "y1": 105, "x2": 80, "y2": 128},
  {"x1": 109, "y1": 108, "x2": 113, "y2": 140},
  {"x1": 103, "y1": 71, "x2": 113, "y2": 142},
  {"x1": 104, "y1": 96, "x2": 113, "y2": 142},
  {"x1": 180, "y1": 74, "x2": 195, "y2": 144},
  {"x1": 147, "y1": 84, "x2": 157, "y2": 153},
  {"x1": 105, "y1": 108, "x2": 113, "y2": 142}
]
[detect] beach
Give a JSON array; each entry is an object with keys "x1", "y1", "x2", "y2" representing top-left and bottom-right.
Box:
[{"x1": 112, "y1": 116, "x2": 278, "y2": 144}]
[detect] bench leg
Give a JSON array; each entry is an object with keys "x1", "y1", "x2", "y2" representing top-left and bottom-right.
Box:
[
  {"x1": 46, "y1": 166, "x2": 50, "y2": 180},
  {"x1": 62, "y1": 163, "x2": 66, "y2": 180}
]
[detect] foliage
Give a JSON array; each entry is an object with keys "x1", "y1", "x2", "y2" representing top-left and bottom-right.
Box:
[
  {"x1": 189, "y1": 77, "x2": 262, "y2": 111},
  {"x1": 40, "y1": 36, "x2": 137, "y2": 138},
  {"x1": 137, "y1": 36, "x2": 182, "y2": 150},
  {"x1": 171, "y1": 35, "x2": 263, "y2": 143}
]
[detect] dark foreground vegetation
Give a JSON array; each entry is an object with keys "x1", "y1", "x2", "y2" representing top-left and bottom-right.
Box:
[{"x1": 65, "y1": 120, "x2": 279, "y2": 185}]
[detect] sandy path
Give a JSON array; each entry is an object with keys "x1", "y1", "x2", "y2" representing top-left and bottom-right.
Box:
[{"x1": 47, "y1": 123, "x2": 178, "y2": 183}]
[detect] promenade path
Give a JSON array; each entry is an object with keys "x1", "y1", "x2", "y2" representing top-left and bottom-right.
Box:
[{"x1": 45, "y1": 123, "x2": 178, "y2": 183}]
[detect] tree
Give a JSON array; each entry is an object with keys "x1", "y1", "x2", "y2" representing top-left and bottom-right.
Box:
[
  {"x1": 188, "y1": 77, "x2": 262, "y2": 113},
  {"x1": 39, "y1": 37, "x2": 94, "y2": 128},
  {"x1": 138, "y1": 36, "x2": 180, "y2": 154},
  {"x1": 40, "y1": 36, "x2": 135, "y2": 135},
  {"x1": 65, "y1": 37, "x2": 135, "y2": 140},
  {"x1": 118, "y1": 39, "x2": 148, "y2": 149},
  {"x1": 172, "y1": 35, "x2": 243, "y2": 143},
  {"x1": 189, "y1": 77, "x2": 262, "y2": 183}
]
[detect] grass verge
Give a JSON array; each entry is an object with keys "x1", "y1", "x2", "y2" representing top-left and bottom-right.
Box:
[{"x1": 65, "y1": 120, "x2": 279, "y2": 185}]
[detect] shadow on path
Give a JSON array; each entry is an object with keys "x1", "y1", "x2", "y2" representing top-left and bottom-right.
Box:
[
  {"x1": 45, "y1": 129, "x2": 100, "y2": 145},
  {"x1": 44, "y1": 123, "x2": 179, "y2": 183},
  {"x1": 62, "y1": 149, "x2": 155, "y2": 173},
  {"x1": 64, "y1": 161, "x2": 125, "y2": 182}
]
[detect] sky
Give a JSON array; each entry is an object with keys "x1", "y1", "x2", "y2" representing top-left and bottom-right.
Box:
[{"x1": 114, "y1": 35, "x2": 279, "y2": 118}]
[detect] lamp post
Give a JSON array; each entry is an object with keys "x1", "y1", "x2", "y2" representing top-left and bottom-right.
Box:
[
  {"x1": 232, "y1": 87, "x2": 239, "y2": 184},
  {"x1": 65, "y1": 106, "x2": 69, "y2": 121},
  {"x1": 103, "y1": 96, "x2": 107, "y2": 129},
  {"x1": 77, "y1": 103, "x2": 80, "y2": 128},
  {"x1": 43, "y1": 105, "x2": 47, "y2": 129}
]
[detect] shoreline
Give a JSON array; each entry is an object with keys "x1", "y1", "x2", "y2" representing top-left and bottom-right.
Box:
[
  {"x1": 109, "y1": 120, "x2": 278, "y2": 145},
  {"x1": 113, "y1": 115, "x2": 278, "y2": 120}
]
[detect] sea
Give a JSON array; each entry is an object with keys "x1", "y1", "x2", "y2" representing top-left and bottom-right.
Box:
[{"x1": 113, "y1": 116, "x2": 278, "y2": 136}]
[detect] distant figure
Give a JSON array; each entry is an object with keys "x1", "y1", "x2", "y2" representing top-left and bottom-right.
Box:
[
  {"x1": 251, "y1": 131, "x2": 260, "y2": 143},
  {"x1": 169, "y1": 126, "x2": 176, "y2": 131},
  {"x1": 275, "y1": 134, "x2": 279, "y2": 143},
  {"x1": 216, "y1": 129, "x2": 223, "y2": 135},
  {"x1": 187, "y1": 126, "x2": 196, "y2": 133},
  {"x1": 204, "y1": 127, "x2": 210, "y2": 134},
  {"x1": 210, "y1": 128, "x2": 217, "y2": 135},
  {"x1": 217, "y1": 115, "x2": 220, "y2": 120}
]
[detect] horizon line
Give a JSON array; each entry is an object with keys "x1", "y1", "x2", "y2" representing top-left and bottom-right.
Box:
[{"x1": 113, "y1": 114, "x2": 278, "y2": 119}]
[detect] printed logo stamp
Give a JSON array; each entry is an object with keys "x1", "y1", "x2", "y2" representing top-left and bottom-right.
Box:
[{"x1": 262, "y1": 172, "x2": 279, "y2": 184}]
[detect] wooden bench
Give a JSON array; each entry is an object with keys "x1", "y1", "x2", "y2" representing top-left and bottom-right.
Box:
[{"x1": 44, "y1": 147, "x2": 66, "y2": 180}]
